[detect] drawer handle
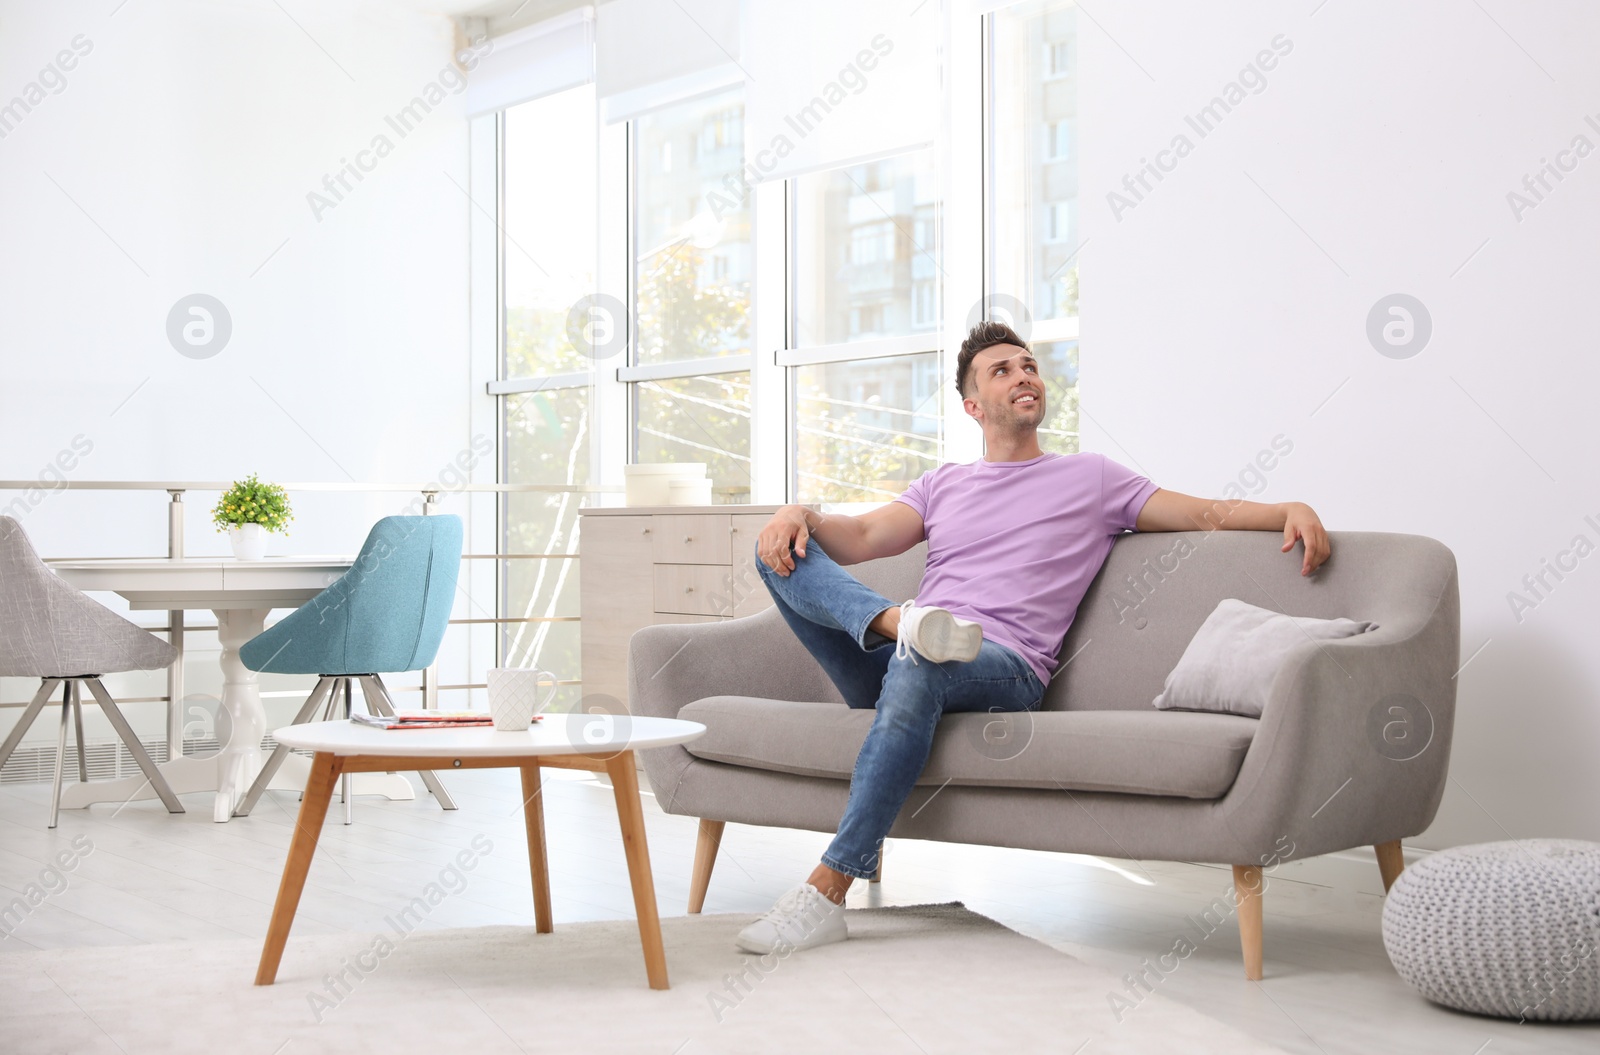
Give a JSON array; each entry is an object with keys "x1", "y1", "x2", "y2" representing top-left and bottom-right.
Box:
[
  {"x1": 684, "y1": 586, "x2": 694, "y2": 594},
  {"x1": 684, "y1": 535, "x2": 693, "y2": 543},
  {"x1": 642, "y1": 527, "x2": 651, "y2": 535}
]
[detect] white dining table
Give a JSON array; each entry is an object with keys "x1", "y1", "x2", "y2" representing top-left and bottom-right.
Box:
[{"x1": 47, "y1": 557, "x2": 418, "y2": 822}]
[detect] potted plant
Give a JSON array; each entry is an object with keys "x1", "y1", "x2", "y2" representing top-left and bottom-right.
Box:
[{"x1": 212, "y1": 475, "x2": 292, "y2": 560}]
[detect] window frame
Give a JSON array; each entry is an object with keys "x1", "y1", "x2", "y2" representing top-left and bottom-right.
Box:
[{"x1": 485, "y1": 9, "x2": 1087, "y2": 519}]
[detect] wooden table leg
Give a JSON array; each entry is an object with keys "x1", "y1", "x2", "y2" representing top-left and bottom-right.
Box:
[
  {"x1": 256, "y1": 752, "x2": 342, "y2": 985},
  {"x1": 520, "y1": 763, "x2": 553, "y2": 934},
  {"x1": 606, "y1": 751, "x2": 668, "y2": 990}
]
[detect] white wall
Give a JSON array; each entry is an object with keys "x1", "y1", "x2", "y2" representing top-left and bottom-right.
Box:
[
  {"x1": 1081, "y1": 0, "x2": 1600, "y2": 845},
  {"x1": 0, "y1": 0, "x2": 494, "y2": 744}
]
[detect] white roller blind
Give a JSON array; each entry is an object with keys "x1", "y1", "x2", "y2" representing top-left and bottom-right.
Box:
[
  {"x1": 466, "y1": 10, "x2": 594, "y2": 117},
  {"x1": 742, "y1": 0, "x2": 940, "y2": 182},
  {"x1": 596, "y1": 0, "x2": 742, "y2": 122}
]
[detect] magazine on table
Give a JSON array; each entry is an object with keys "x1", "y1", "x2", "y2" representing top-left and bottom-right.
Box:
[{"x1": 350, "y1": 710, "x2": 540, "y2": 730}]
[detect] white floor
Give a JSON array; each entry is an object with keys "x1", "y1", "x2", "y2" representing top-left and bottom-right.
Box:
[{"x1": 0, "y1": 767, "x2": 1594, "y2": 1055}]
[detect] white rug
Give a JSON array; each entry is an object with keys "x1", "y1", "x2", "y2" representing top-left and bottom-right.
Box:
[{"x1": 1, "y1": 903, "x2": 1289, "y2": 1054}]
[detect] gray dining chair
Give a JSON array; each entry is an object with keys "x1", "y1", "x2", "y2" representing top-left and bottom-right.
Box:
[{"x1": 0, "y1": 516, "x2": 185, "y2": 827}]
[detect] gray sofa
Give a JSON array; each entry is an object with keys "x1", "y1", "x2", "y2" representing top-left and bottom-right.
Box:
[{"x1": 631, "y1": 529, "x2": 1460, "y2": 978}]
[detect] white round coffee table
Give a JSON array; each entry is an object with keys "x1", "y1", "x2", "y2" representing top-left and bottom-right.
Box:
[{"x1": 254, "y1": 715, "x2": 705, "y2": 991}]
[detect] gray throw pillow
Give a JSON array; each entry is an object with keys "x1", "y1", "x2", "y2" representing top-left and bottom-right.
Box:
[{"x1": 1152, "y1": 598, "x2": 1378, "y2": 718}]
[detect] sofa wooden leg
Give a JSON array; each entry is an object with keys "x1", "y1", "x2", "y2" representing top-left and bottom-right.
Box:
[
  {"x1": 1232, "y1": 864, "x2": 1264, "y2": 981},
  {"x1": 688, "y1": 819, "x2": 725, "y2": 914},
  {"x1": 1375, "y1": 840, "x2": 1405, "y2": 893}
]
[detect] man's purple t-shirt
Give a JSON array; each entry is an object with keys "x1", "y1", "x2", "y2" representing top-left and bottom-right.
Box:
[{"x1": 894, "y1": 452, "x2": 1160, "y2": 686}]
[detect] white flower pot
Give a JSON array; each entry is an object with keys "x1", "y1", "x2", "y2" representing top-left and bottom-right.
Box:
[{"x1": 228, "y1": 523, "x2": 268, "y2": 560}]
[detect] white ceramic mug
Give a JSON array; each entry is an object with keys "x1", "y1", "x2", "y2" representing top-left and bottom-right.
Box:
[{"x1": 486, "y1": 667, "x2": 558, "y2": 731}]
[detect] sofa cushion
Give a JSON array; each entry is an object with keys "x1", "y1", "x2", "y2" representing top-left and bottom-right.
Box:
[
  {"x1": 1152, "y1": 597, "x2": 1378, "y2": 718},
  {"x1": 678, "y1": 697, "x2": 1260, "y2": 800}
]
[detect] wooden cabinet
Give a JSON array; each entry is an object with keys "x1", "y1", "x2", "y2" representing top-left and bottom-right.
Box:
[{"x1": 579, "y1": 506, "x2": 783, "y2": 711}]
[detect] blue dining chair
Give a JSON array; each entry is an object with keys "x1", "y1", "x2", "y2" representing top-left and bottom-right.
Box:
[{"x1": 232, "y1": 514, "x2": 463, "y2": 821}]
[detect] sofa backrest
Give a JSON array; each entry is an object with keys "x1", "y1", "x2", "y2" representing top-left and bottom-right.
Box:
[{"x1": 847, "y1": 530, "x2": 1457, "y2": 713}]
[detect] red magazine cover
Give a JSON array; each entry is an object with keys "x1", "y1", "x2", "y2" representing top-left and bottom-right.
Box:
[{"x1": 350, "y1": 710, "x2": 543, "y2": 730}]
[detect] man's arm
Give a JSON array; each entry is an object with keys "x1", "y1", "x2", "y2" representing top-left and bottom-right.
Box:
[
  {"x1": 757, "y1": 502, "x2": 925, "y2": 576},
  {"x1": 1135, "y1": 489, "x2": 1331, "y2": 576}
]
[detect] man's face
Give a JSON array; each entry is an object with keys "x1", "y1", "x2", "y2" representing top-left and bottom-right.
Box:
[{"x1": 964, "y1": 344, "x2": 1046, "y2": 431}]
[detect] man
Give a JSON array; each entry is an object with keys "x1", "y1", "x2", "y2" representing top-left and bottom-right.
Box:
[{"x1": 736, "y1": 321, "x2": 1330, "y2": 955}]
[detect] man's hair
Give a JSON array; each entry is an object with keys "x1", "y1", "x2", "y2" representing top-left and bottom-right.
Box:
[{"x1": 955, "y1": 321, "x2": 1029, "y2": 398}]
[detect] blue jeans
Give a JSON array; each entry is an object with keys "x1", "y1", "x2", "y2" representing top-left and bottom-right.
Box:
[{"x1": 756, "y1": 541, "x2": 1044, "y2": 880}]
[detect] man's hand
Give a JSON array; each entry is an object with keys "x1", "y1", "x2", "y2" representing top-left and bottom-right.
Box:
[
  {"x1": 1282, "y1": 501, "x2": 1330, "y2": 576},
  {"x1": 757, "y1": 505, "x2": 814, "y2": 576}
]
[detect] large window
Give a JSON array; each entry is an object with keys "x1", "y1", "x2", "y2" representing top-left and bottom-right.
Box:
[
  {"x1": 792, "y1": 151, "x2": 939, "y2": 348},
  {"x1": 503, "y1": 386, "x2": 587, "y2": 696},
  {"x1": 989, "y1": 0, "x2": 1080, "y2": 453},
  {"x1": 628, "y1": 88, "x2": 753, "y2": 503},
  {"x1": 634, "y1": 372, "x2": 751, "y2": 495},
  {"x1": 504, "y1": 85, "x2": 598, "y2": 376},
  {"x1": 498, "y1": 85, "x2": 599, "y2": 704},
  {"x1": 633, "y1": 88, "x2": 751, "y2": 365},
  {"x1": 989, "y1": 1, "x2": 1080, "y2": 329},
  {"x1": 795, "y1": 353, "x2": 941, "y2": 503},
  {"x1": 790, "y1": 150, "x2": 942, "y2": 503}
]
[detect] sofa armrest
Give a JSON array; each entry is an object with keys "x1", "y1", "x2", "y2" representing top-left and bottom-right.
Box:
[
  {"x1": 628, "y1": 607, "x2": 840, "y2": 812},
  {"x1": 628, "y1": 606, "x2": 837, "y2": 720},
  {"x1": 1217, "y1": 573, "x2": 1460, "y2": 860}
]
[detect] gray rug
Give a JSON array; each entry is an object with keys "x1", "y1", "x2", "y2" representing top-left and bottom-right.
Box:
[{"x1": 1, "y1": 903, "x2": 1289, "y2": 1054}]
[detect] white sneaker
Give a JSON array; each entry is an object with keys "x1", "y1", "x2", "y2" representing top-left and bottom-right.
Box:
[
  {"x1": 735, "y1": 882, "x2": 847, "y2": 955},
  {"x1": 895, "y1": 599, "x2": 983, "y2": 665}
]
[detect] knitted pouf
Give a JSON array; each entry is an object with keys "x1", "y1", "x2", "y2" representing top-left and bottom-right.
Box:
[{"x1": 1382, "y1": 840, "x2": 1600, "y2": 1021}]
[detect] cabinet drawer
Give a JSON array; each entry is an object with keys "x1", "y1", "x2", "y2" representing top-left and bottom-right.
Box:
[
  {"x1": 651, "y1": 514, "x2": 731, "y2": 565},
  {"x1": 728, "y1": 514, "x2": 776, "y2": 618},
  {"x1": 653, "y1": 564, "x2": 733, "y2": 617},
  {"x1": 579, "y1": 515, "x2": 655, "y2": 630},
  {"x1": 728, "y1": 514, "x2": 770, "y2": 565}
]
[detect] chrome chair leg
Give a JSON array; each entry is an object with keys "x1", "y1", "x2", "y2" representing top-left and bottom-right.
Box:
[
  {"x1": 232, "y1": 677, "x2": 334, "y2": 818},
  {"x1": 70, "y1": 682, "x2": 88, "y2": 783},
  {"x1": 83, "y1": 679, "x2": 184, "y2": 814},
  {"x1": 360, "y1": 675, "x2": 457, "y2": 811},
  {"x1": 0, "y1": 679, "x2": 60, "y2": 772},
  {"x1": 49, "y1": 687, "x2": 71, "y2": 829},
  {"x1": 317, "y1": 678, "x2": 340, "y2": 721},
  {"x1": 340, "y1": 678, "x2": 353, "y2": 825}
]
